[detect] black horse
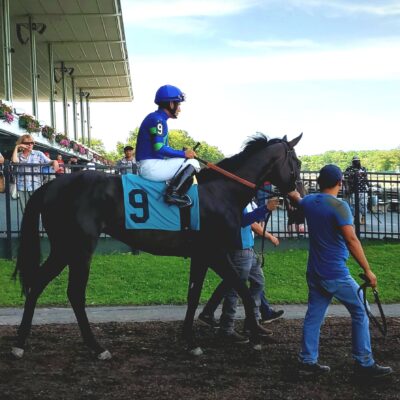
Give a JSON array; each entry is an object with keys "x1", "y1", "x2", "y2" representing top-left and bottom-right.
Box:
[{"x1": 12, "y1": 133, "x2": 302, "y2": 359}]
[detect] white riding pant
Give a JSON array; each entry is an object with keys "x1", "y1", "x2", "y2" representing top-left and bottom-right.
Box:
[{"x1": 137, "y1": 158, "x2": 200, "y2": 182}]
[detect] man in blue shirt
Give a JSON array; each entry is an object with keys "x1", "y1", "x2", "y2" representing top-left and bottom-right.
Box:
[
  {"x1": 135, "y1": 84, "x2": 200, "y2": 207},
  {"x1": 198, "y1": 198, "x2": 280, "y2": 344},
  {"x1": 289, "y1": 164, "x2": 392, "y2": 378}
]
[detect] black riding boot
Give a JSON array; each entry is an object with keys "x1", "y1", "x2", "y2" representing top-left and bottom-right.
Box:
[{"x1": 165, "y1": 165, "x2": 197, "y2": 207}]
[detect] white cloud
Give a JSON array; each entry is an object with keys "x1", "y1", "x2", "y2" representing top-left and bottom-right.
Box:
[
  {"x1": 226, "y1": 38, "x2": 319, "y2": 49},
  {"x1": 287, "y1": 0, "x2": 400, "y2": 17},
  {"x1": 121, "y1": 0, "x2": 263, "y2": 23},
  {"x1": 133, "y1": 39, "x2": 400, "y2": 85}
]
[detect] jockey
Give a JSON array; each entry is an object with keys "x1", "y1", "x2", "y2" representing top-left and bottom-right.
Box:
[{"x1": 135, "y1": 84, "x2": 201, "y2": 207}]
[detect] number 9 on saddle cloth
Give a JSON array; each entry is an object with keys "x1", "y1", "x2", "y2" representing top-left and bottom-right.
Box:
[{"x1": 121, "y1": 174, "x2": 200, "y2": 231}]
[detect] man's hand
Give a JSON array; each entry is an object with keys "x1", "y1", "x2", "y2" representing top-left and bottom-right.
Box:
[
  {"x1": 184, "y1": 149, "x2": 197, "y2": 159},
  {"x1": 266, "y1": 197, "x2": 279, "y2": 211},
  {"x1": 287, "y1": 190, "x2": 301, "y2": 203},
  {"x1": 364, "y1": 270, "x2": 377, "y2": 288},
  {"x1": 268, "y1": 234, "x2": 280, "y2": 246}
]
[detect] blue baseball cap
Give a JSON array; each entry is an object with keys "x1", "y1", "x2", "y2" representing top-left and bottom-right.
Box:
[{"x1": 317, "y1": 164, "x2": 343, "y2": 187}]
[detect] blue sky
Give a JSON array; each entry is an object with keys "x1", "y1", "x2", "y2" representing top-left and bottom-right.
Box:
[{"x1": 87, "y1": 1, "x2": 400, "y2": 155}]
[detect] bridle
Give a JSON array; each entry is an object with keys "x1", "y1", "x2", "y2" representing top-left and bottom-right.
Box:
[{"x1": 357, "y1": 273, "x2": 387, "y2": 338}]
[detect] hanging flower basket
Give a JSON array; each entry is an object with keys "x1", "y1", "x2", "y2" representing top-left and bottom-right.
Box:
[
  {"x1": 0, "y1": 101, "x2": 14, "y2": 123},
  {"x1": 55, "y1": 133, "x2": 71, "y2": 148},
  {"x1": 78, "y1": 144, "x2": 86, "y2": 155},
  {"x1": 41, "y1": 125, "x2": 55, "y2": 142},
  {"x1": 72, "y1": 142, "x2": 79, "y2": 152},
  {"x1": 19, "y1": 113, "x2": 41, "y2": 133}
]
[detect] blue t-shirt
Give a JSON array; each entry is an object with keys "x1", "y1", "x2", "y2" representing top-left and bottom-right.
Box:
[
  {"x1": 240, "y1": 203, "x2": 270, "y2": 250},
  {"x1": 299, "y1": 193, "x2": 353, "y2": 279},
  {"x1": 135, "y1": 109, "x2": 185, "y2": 161}
]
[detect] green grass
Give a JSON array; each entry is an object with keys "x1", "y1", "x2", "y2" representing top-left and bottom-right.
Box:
[{"x1": 1, "y1": 242, "x2": 399, "y2": 306}]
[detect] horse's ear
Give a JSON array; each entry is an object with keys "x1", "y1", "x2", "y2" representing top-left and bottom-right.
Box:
[
  {"x1": 288, "y1": 132, "x2": 303, "y2": 148},
  {"x1": 282, "y1": 135, "x2": 288, "y2": 141}
]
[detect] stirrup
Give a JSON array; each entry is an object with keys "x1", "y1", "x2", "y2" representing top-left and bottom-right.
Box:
[{"x1": 165, "y1": 193, "x2": 192, "y2": 208}]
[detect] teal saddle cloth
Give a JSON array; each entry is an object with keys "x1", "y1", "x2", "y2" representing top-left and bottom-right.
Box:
[{"x1": 121, "y1": 174, "x2": 200, "y2": 231}]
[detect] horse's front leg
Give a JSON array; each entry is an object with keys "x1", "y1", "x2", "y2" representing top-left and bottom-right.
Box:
[
  {"x1": 211, "y1": 253, "x2": 261, "y2": 348},
  {"x1": 182, "y1": 256, "x2": 208, "y2": 356}
]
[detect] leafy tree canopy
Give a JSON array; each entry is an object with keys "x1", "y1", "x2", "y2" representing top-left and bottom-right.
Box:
[{"x1": 300, "y1": 149, "x2": 400, "y2": 172}]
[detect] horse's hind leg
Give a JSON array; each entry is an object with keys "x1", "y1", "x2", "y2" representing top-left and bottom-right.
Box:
[
  {"x1": 182, "y1": 256, "x2": 208, "y2": 356},
  {"x1": 13, "y1": 254, "x2": 67, "y2": 358},
  {"x1": 67, "y1": 257, "x2": 111, "y2": 360}
]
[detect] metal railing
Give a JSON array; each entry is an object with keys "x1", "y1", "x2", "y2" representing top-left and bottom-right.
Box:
[{"x1": 1, "y1": 164, "x2": 399, "y2": 259}]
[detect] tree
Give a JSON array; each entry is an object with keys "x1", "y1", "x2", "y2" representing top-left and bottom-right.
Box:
[
  {"x1": 116, "y1": 128, "x2": 225, "y2": 164},
  {"x1": 300, "y1": 149, "x2": 400, "y2": 172}
]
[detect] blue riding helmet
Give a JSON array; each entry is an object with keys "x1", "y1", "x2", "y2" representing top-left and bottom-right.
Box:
[{"x1": 154, "y1": 85, "x2": 186, "y2": 105}]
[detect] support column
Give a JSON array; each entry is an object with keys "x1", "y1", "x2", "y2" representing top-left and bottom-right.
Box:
[
  {"x1": 28, "y1": 16, "x2": 38, "y2": 117},
  {"x1": 71, "y1": 76, "x2": 78, "y2": 140},
  {"x1": 48, "y1": 43, "x2": 56, "y2": 128},
  {"x1": 86, "y1": 93, "x2": 91, "y2": 147},
  {"x1": 79, "y1": 89, "x2": 85, "y2": 144},
  {"x1": 1, "y1": 0, "x2": 13, "y2": 101},
  {"x1": 61, "y1": 61, "x2": 69, "y2": 135}
]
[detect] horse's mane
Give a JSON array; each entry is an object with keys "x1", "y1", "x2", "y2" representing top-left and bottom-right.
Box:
[{"x1": 197, "y1": 133, "x2": 283, "y2": 183}]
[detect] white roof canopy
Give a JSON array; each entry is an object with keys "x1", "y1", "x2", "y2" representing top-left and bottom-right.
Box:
[{"x1": 0, "y1": 0, "x2": 133, "y2": 102}]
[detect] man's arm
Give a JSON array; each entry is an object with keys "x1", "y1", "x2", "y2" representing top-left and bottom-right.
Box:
[
  {"x1": 251, "y1": 222, "x2": 280, "y2": 246},
  {"x1": 340, "y1": 224, "x2": 377, "y2": 287}
]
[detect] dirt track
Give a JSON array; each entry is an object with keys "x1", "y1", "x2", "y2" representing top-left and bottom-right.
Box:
[{"x1": 0, "y1": 318, "x2": 399, "y2": 400}]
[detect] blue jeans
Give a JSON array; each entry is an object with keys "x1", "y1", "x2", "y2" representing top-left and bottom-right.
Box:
[
  {"x1": 220, "y1": 248, "x2": 264, "y2": 333},
  {"x1": 260, "y1": 291, "x2": 273, "y2": 318},
  {"x1": 299, "y1": 274, "x2": 374, "y2": 367}
]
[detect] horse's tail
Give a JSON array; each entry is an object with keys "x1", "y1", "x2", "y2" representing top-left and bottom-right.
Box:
[{"x1": 13, "y1": 185, "x2": 46, "y2": 296}]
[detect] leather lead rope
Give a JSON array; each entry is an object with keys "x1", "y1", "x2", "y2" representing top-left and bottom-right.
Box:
[{"x1": 357, "y1": 273, "x2": 387, "y2": 338}]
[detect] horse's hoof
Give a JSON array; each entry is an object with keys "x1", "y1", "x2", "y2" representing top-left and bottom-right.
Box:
[
  {"x1": 11, "y1": 347, "x2": 24, "y2": 358},
  {"x1": 252, "y1": 343, "x2": 262, "y2": 351},
  {"x1": 189, "y1": 347, "x2": 203, "y2": 356},
  {"x1": 97, "y1": 350, "x2": 112, "y2": 360}
]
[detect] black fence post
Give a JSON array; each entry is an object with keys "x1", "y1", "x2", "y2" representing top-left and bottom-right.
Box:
[
  {"x1": 4, "y1": 160, "x2": 13, "y2": 259},
  {"x1": 353, "y1": 173, "x2": 361, "y2": 238}
]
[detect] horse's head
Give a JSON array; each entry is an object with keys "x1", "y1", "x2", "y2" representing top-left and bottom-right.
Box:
[
  {"x1": 197, "y1": 133, "x2": 302, "y2": 199},
  {"x1": 258, "y1": 133, "x2": 303, "y2": 194}
]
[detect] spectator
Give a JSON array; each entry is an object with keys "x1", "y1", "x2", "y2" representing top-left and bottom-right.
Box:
[
  {"x1": 12, "y1": 134, "x2": 58, "y2": 212},
  {"x1": 0, "y1": 151, "x2": 4, "y2": 164},
  {"x1": 55, "y1": 154, "x2": 65, "y2": 176},
  {"x1": 86, "y1": 159, "x2": 96, "y2": 171},
  {"x1": 67, "y1": 156, "x2": 80, "y2": 173},
  {"x1": 289, "y1": 164, "x2": 392, "y2": 378},
  {"x1": 116, "y1": 145, "x2": 137, "y2": 175},
  {"x1": 344, "y1": 156, "x2": 369, "y2": 225}
]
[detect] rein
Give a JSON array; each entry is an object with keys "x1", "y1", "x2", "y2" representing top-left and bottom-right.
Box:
[
  {"x1": 195, "y1": 141, "x2": 298, "y2": 195},
  {"x1": 357, "y1": 273, "x2": 387, "y2": 338},
  {"x1": 195, "y1": 155, "x2": 259, "y2": 190}
]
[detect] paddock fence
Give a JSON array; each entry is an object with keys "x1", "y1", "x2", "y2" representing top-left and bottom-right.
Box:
[{"x1": 0, "y1": 161, "x2": 399, "y2": 259}]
